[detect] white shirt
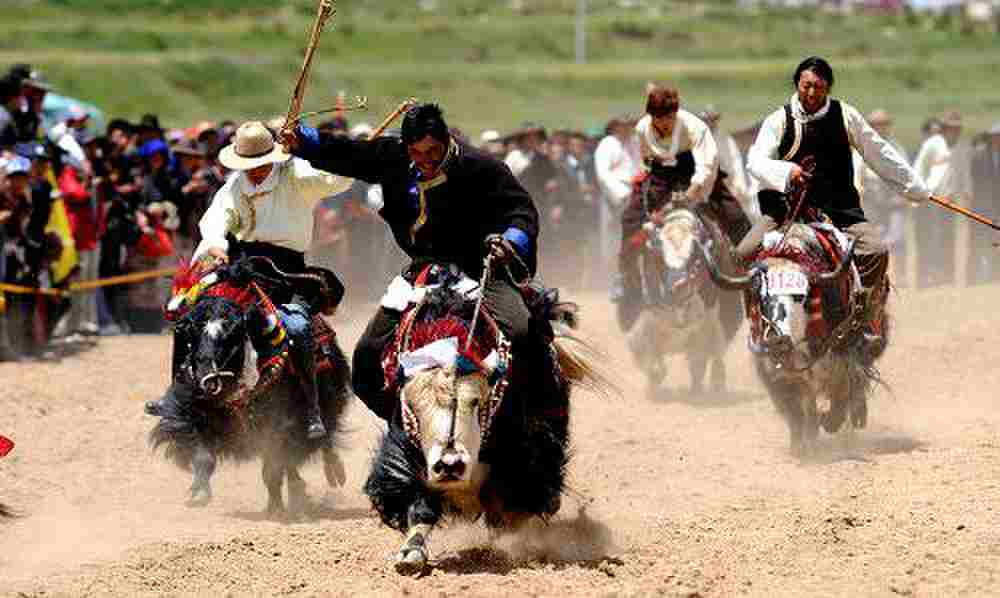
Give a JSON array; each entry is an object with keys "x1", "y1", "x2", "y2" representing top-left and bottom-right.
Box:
[
  {"x1": 635, "y1": 110, "x2": 719, "y2": 200},
  {"x1": 913, "y1": 133, "x2": 973, "y2": 200},
  {"x1": 914, "y1": 134, "x2": 954, "y2": 195},
  {"x1": 594, "y1": 134, "x2": 641, "y2": 207},
  {"x1": 193, "y1": 158, "x2": 352, "y2": 261},
  {"x1": 504, "y1": 149, "x2": 532, "y2": 177},
  {"x1": 747, "y1": 95, "x2": 930, "y2": 209}
]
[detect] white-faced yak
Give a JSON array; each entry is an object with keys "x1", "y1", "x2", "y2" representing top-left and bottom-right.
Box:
[
  {"x1": 362, "y1": 264, "x2": 612, "y2": 575},
  {"x1": 702, "y1": 222, "x2": 881, "y2": 457}
]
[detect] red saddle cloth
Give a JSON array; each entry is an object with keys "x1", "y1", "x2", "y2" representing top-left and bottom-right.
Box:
[
  {"x1": 0, "y1": 435, "x2": 13, "y2": 458},
  {"x1": 381, "y1": 309, "x2": 501, "y2": 392},
  {"x1": 379, "y1": 265, "x2": 505, "y2": 392}
]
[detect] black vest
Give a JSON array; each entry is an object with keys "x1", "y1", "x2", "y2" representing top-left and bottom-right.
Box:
[
  {"x1": 758, "y1": 100, "x2": 865, "y2": 228},
  {"x1": 644, "y1": 150, "x2": 695, "y2": 212}
]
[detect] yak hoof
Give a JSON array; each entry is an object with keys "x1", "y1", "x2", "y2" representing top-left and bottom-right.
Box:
[
  {"x1": 323, "y1": 449, "x2": 347, "y2": 488},
  {"x1": 288, "y1": 484, "x2": 308, "y2": 517},
  {"x1": 394, "y1": 546, "x2": 428, "y2": 576},
  {"x1": 266, "y1": 499, "x2": 285, "y2": 518},
  {"x1": 187, "y1": 486, "x2": 212, "y2": 508}
]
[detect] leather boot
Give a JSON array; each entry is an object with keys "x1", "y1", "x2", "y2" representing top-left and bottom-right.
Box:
[
  {"x1": 289, "y1": 323, "x2": 327, "y2": 441},
  {"x1": 0, "y1": 311, "x2": 22, "y2": 363},
  {"x1": 614, "y1": 251, "x2": 644, "y2": 332},
  {"x1": 856, "y1": 252, "x2": 890, "y2": 355}
]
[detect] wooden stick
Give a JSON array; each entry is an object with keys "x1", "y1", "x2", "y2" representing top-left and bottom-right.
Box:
[
  {"x1": 369, "y1": 97, "x2": 418, "y2": 140},
  {"x1": 930, "y1": 195, "x2": 1000, "y2": 232},
  {"x1": 282, "y1": 0, "x2": 336, "y2": 135},
  {"x1": 295, "y1": 96, "x2": 369, "y2": 122}
]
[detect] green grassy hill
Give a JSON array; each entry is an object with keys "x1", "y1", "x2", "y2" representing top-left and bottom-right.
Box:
[{"x1": 7, "y1": 0, "x2": 998, "y2": 148}]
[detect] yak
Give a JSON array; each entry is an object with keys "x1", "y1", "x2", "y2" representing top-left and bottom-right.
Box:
[{"x1": 362, "y1": 264, "x2": 613, "y2": 574}]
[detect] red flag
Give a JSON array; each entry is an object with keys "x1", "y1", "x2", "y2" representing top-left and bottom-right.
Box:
[{"x1": 0, "y1": 435, "x2": 13, "y2": 458}]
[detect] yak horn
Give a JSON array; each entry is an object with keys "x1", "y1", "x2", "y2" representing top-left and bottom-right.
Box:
[
  {"x1": 808, "y1": 240, "x2": 856, "y2": 286},
  {"x1": 696, "y1": 240, "x2": 760, "y2": 290}
]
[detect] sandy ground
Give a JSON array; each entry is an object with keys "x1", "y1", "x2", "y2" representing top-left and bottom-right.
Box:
[{"x1": 2, "y1": 284, "x2": 1000, "y2": 597}]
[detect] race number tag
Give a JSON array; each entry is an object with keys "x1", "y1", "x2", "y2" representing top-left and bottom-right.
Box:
[{"x1": 766, "y1": 270, "x2": 809, "y2": 295}]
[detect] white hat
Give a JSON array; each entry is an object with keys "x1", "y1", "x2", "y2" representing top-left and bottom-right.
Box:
[
  {"x1": 480, "y1": 130, "x2": 501, "y2": 144},
  {"x1": 350, "y1": 123, "x2": 374, "y2": 139},
  {"x1": 218, "y1": 121, "x2": 291, "y2": 171}
]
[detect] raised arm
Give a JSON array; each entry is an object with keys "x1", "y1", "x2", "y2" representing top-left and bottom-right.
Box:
[
  {"x1": 844, "y1": 104, "x2": 929, "y2": 204},
  {"x1": 288, "y1": 125, "x2": 407, "y2": 185},
  {"x1": 289, "y1": 157, "x2": 354, "y2": 208}
]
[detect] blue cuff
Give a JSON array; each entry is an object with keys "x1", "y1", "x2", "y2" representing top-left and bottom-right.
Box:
[
  {"x1": 296, "y1": 124, "x2": 321, "y2": 157},
  {"x1": 502, "y1": 227, "x2": 531, "y2": 257}
]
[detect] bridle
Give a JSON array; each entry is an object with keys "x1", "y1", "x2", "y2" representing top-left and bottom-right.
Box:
[{"x1": 396, "y1": 261, "x2": 512, "y2": 450}]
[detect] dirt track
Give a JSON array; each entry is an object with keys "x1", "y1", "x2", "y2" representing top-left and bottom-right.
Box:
[{"x1": 2, "y1": 285, "x2": 1000, "y2": 597}]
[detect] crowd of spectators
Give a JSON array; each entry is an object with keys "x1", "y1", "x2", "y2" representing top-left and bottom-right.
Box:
[{"x1": 2, "y1": 63, "x2": 999, "y2": 362}]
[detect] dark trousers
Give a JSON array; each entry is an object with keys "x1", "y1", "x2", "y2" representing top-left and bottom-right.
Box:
[
  {"x1": 352, "y1": 277, "x2": 534, "y2": 422},
  {"x1": 617, "y1": 193, "x2": 648, "y2": 332}
]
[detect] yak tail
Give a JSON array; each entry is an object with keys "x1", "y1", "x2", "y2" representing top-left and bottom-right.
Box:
[{"x1": 552, "y1": 321, "x2": 620, "y2": 400}]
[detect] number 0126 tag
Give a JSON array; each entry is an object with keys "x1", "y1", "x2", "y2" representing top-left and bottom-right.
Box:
[{"x1": 766, "y1": 270, "x2": 809, "y2": 295}]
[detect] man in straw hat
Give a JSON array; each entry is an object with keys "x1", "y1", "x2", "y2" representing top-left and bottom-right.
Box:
[
  {"x1": 746, "y1": 57, "x2": 931, "y2": 355},
  {"x1": 282, "y1": 103, "x2": 544, "y2": 423},
  {"x1": 161, "y1": 120, "x2": 352, "y2": 440}
]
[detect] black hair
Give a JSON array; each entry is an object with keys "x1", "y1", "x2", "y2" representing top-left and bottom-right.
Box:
[
  {"x1": 793, "y1": 56, "x2": 834, "y2": 88},
  {"x1": 7, "y1": 63, "x2": 31, "y2": 84},
  {"x1": 400, "y1": 103, "x2": 450, "y2": 146},
  {"x1": 0, "y1": 75, "x2": 18, "y2": 103},
  {"x1": 106, "y1": 118, "x2": 132, "y2": 136}
]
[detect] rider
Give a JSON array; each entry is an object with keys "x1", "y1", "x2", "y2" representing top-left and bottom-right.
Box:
[
  {"x1": 149, "y1": 121, "x2": 352, "y2": 440},
  {"x1": 745, "y1": 56, "x2": 931, "y2": 351},
  {"x1": 282, "y1": 103, "x2": 542, "y2": 422},
  {"x1": 613, "y1": 83, "x2": 720, "y2": 331}
]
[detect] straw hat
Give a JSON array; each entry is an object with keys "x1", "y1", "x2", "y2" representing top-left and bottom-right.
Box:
[
  {"x1": 479, "y1": 129, "x2": 501, "y2": 144},
  {"x1": 218, "y1": 121, "x2": 290, "y2": 171}
]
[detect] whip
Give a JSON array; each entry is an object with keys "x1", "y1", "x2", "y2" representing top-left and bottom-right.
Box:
[
  {"x1": 369, "y1": 97, "x2": 418, "y2": 140},
  {"x1": 281, "y1": 0, "x2": 337, "y2": 137},
  {"x1": 465, "y1": 253, "x2": 494, "y2": 354}
]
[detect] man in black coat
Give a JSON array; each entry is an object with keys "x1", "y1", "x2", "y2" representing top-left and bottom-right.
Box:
[{"x1": 283, "y1": 103, "x2": 542, "y2": 422}]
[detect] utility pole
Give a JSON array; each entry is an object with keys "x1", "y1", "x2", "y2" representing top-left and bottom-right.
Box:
[{"x1": 576, "y1": 0, "x2": 587, "y2": 65}]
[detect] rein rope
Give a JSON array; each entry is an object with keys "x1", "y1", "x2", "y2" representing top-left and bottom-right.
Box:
[{"x1": 773, "y1": 156, "x2": 816, "y2": 253}]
